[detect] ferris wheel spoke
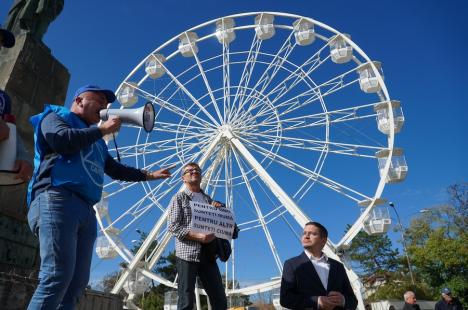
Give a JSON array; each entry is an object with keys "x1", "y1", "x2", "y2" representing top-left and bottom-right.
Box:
[
  {"x1": 156, "y1": 121, "x2": 215, "y2": 133},
  {"x1": 109, "y1": 135, "x2": 208, "y2": 163},
  {"x1": 206, "y1": 161, "x2": 224, "y2": 199},
  {"x1": 259, "y1": 101, "x2": 380, "y2": 132},
  {"x1": 155, "y1": 52, "x2": 224, "y2": 99},
  {"x1": 231, "y1": 147, "x2": 283, "y2": 273},
  {"x1": 139, "y1": 60, "x2": 221, "y2": 126},
  {"x1": 113, "y1": 133, "x2": 210, "y2": 154},
  {"x1": 158, "y1": 53, "x2": 223, "y2": 102},
  {"x1": 244, "y1": 131, "x2": 384, "y2": 158},
  {"x1": 114, "y1": 144, "x2": 183, "y2": 160},
  {"x1": 232, "y1": 29, "x2": 297, "y2": 121},
  {"x1": 202, "y1": 145, "x2": 227, "y2": 195},
  {"x1": 105, "y1": 140, "x2": 205, "y2": 196},
  {"x1": 225, "y1": 148, "x2": 234, "y2": 209},
  {"x1": 177, "y1": 139, "x2": 214, "y2": 166},
  {"x1": 247, "y1": 175, "x2": 301, "y2": 238},
  {"x1": 103, "y1": 149, "x2": 186, "y2": 197},
  {"x1": 256, "y1": 66, "x2": 361, "y2": 120},
  {"x1": 107, "y1": 178, "x2": 182, "y2": 234},
  {"x1": 189, "y1": 34, "x2": 224, "y2": 124},
  {"x1": 145, "y1": 231, "x2": 173, "y2": 272},
  {"x1": 250, "y1": 42, "x2": 332, "y2": 118},
  {"x1": 228, "y1": 34, "x2": 263, "y2": 122},
  {"x1": 178, "y1": 134, "x2": 225, "y2": 172},
  {"x1": 244, "y1": 138, "x2": 367, "y2": 201},
  {"x1": 222, "y1": 43, "x2": 232, "y2": 124},
  {"x1": 241, "y1": 138, "x2": 370, "y2": 202},
  {"x1": 129, "y1": 85, "x2": 214, "y2": 129},
  {"x1": 119, "y1": 188, "x2": 175, "y2": 232},
  {"x1": 111, "y1": 134, "x2": 225, "y2": 234}
]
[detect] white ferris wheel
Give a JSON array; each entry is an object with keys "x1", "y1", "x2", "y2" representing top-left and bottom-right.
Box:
[{"x1": 93, "y1": 12, "x2": 408, "y2": 308}]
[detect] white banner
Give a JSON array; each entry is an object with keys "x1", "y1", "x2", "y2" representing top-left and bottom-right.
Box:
[{"x1": 189, "y1": 201, "x2": 236, "y2": 240}]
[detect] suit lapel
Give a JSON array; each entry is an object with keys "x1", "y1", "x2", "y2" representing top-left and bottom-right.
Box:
[
  {"x1": 326, "y1": 258, "x2": 338, "y2": 291},
  {"x1": 299, "y1": 252, "x2": 327, "y2": 293}
]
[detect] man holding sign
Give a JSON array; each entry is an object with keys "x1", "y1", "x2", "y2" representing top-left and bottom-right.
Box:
[{"x1": 168, "y1": 162, "x2": 228, "y2": 310}]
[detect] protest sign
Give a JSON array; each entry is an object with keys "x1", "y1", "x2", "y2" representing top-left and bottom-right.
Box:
[{"x1": 189, "y1": 201, "x2": 235, "y2": 240}]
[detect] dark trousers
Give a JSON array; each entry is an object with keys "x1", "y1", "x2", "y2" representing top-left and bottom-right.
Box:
[{"x1": 176, "y1": 254, "x2": 227, "y2": 310}]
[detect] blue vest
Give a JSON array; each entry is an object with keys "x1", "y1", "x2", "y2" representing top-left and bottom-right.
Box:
[{"x1": 28, "y1": 105, "x2": 108, "y2": 205}]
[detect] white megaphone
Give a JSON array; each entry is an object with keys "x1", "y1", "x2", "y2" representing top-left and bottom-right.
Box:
[{"x1": 100, "y1": 102, "x2": 155, "y2": 133}]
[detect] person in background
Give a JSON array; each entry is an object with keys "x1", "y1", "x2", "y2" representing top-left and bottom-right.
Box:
[
  {"x1": 27, "y1": 85, "x2": 174, "y2": 309},
  {"x1": 0, "y1": 89, "x2": 33, "y2": 182},
  {"x1": 402, "y1": 291, "x2": 421, "y2": 310},
  {"x1": 435, "y1": 288, "x2": 463, "y2": 310}
]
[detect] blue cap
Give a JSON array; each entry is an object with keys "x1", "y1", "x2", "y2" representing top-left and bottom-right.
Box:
[
  {"x1": 0, "y1": 28, "x2": 15, "y2": 48},
  {"x1": 74, "y1": 85, "x2": 116, "y2": 103},
  {"x1": 0, "y1": 89, "x2": 11, "y2": 116},
  {"x1": 441, "y1": 288, "x2": 451, "y2": 295}
]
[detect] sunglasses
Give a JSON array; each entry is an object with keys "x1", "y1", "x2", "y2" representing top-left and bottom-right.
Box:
[{"x1": 183, "y1": 168, "x2": 201, "y2": 175}]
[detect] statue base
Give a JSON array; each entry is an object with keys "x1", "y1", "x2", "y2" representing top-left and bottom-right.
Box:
[
  {"x1": 0, "y1": 272, "x2": 124, "y2": 310},
  {"x1": 0, "y1": 33, "x2": 70, "y2": 275}
]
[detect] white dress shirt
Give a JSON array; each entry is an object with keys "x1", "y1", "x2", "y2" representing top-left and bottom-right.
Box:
[{"x1": 304, "y1": 250, "x2": 330, "y2": 290}]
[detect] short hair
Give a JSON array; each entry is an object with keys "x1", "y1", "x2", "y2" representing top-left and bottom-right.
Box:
[
  {"x1": 404, "y1": 291, "x2": 415, "y2": 301},
  {"x1": 181, "y1": 162, "x2": 201, "y2": 175},
  {"x1": 304, "y1": 221, "x2": 328, "y2": 239}
]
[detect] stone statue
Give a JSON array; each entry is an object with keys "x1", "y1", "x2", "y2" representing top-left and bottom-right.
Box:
[{"x1": 4, "y1": 0, "x2": 64, "y2": 41}]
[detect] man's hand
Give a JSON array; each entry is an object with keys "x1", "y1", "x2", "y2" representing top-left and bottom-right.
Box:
[
  {"x1": 13, "y1": 160, "x2": 33, "y2": 182},
  {"x1": 318, "y1": 296, "x2": 336, "y2": 310},
  {"x1": 211, "y1": 201, "x2": 224, "y2": 208},
  {"x1": 327, "y1": 291, "x2": 345, "y2": 308},
  {"x1": 144, "y1": 167, "x2": 173, "y2": 180},
  {"x1": 0, "y1": 119, "x2": 10, "y2": 141},
  {"x1": 99, "y1": 117, "x2": 121, "y2": 136},
  {"x1": 189, "y1": 232, "x2": 215, "y2": 244}
]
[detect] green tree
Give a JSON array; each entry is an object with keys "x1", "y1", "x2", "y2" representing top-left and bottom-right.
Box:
[
  {"x1": 346, "y1": 226, "x2": 401, "y2": 281},
  {"x1": 97, "y1": 270, "x2": 120, "y2": 293},
  {"x1": 404, "y1": 183, "x2": 468, "y2": 307},
  {"x1": 97, "y1": 228, "x2": 178, "y2": 309},
  {"x1": 137, "y1": 249, "x2": 178, "y2": 309},
  {"x1": 222, "y1": 276, "x2": 251, "y2": 308}
]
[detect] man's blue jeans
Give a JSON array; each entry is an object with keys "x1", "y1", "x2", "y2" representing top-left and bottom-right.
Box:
[{"x1": 27, "y1": 187, "x2": 97, "y2": 310}]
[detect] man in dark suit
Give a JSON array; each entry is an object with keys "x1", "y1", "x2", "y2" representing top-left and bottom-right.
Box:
[{"x1": 280, "y1": 222, "x2": 358, "y2": 310}]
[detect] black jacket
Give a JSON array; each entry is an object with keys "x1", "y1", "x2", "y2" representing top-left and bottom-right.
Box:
[
  {"x1": 435, "y1": 298, "x2": 463, "y2": 310},
  {"x1": 280, "y1": 252, "x2": 358, "y2": 310},
  {"x1": 402, "y1": 303, "x2": 421, "y2": 310}
]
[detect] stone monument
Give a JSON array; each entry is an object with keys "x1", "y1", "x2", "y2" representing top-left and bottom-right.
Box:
[
  {"x1": 0, "y1": 0, "x2": 69, "y2": 275},
  {"x1": 0, "y1": 3, "x2": 123, "y2": 308}
]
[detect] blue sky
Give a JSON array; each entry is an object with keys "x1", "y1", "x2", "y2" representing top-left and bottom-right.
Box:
[{"x1": 2, "y1": 0, "x2": 466, "y2": 288}]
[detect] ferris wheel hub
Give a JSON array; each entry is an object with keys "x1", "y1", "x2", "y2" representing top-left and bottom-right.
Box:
[{"x1": 219, "y1": 124, "x2": 233, "y2": 136}]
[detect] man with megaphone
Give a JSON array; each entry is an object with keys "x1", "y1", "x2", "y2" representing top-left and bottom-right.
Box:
[{"x1": 26, "y1": 85, "x2": 174, "y2": 309}]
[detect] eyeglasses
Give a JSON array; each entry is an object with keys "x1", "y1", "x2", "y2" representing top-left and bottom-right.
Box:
[{"x1": 183, "y1": 168, "x2": 201, "y2": 175}]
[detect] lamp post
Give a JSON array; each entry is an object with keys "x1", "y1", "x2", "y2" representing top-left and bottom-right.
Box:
[{"x1": 388, "y1": 202, "x2": 415, "y2": 285}]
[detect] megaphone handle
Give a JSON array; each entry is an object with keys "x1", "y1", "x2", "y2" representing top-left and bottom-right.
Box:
[{"x1": 112, "y1": 133, "x2": 121, "y2": 162}]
